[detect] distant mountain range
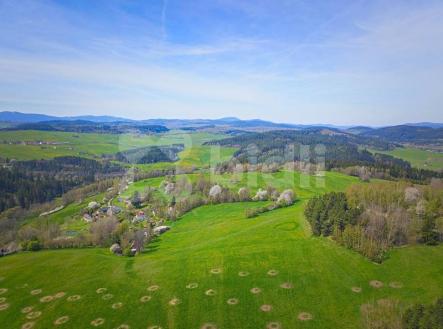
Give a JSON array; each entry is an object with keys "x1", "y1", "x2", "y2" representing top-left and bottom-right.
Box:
[
  {"x1": 0, "y1": 111, "x2": 132, "y2": 123},
  {"x1": 357, "y1": 125, "x2": 443, "y2": 143},
  {"x1": 1, "y1": 111, "x2": 442, "y2": 140}
]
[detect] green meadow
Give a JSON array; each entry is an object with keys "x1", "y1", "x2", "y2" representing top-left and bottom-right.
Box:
[
  {"x1": 370, "y1": 147, "x2": 443, "y2": 171},
  {"x1": 0, "y1": 130, "x2": 229, "y2": 162},
  {"x1": 1, "y1": 172, "x2": 442, "y2": 329},
  {"x1": 120, "y1": 170, "x2": 360, "y2": 202}
]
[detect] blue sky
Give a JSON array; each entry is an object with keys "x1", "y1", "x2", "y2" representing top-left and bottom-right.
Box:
[{"x1": 0, "y1": 0, "x2": 442, "y2": 125}]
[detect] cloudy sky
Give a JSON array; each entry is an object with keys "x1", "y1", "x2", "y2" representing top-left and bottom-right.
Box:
[{"x1": 0, "y1": 0, "x2": 442, "y2": 125}]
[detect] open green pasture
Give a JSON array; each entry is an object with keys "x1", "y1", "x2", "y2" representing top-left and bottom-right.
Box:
[
  {"x1": 0, "y1": 130, "x2": 229, "y2": 162},
  {"x1": 121, "y1": 170, "x2": 360, "y2": 202},
  {"x1": 370, "y1": 147, "x2": 443, "y2": 171},
  {"x1": 2, "y1": 171, "x2": 438, "y2": 328},
  {"x1": 1, "y1": 199, "x2": 443, "y2": 329}
]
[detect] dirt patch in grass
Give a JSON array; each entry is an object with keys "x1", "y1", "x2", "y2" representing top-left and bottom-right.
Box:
[
  {"x1": 389, "y1": 282, "x2": 403, "y2": 289},
  {"x1": 96, "y1": 288, "x2": 107, "y2": 294},
  {"x1": 67, "y1": 295, "x2": 81, "y2": 302},
  {"x1": 112, "y1": 302, "x2": 123, "y2": 309},
  {"x1": 54, "y1": 316, "x2": 69, "y2": 325},
  {"x1": 21, "y1": 322, "x2": 35, "y2": 329},
  {"x1": 298, "y1": 312, "x2": 313, "y2": 321},
  {"x1": 0, "y1": 303, "x2": 10, "y2": 311},
  {"x1": 147, "y1": 285, "x2": 159, "y2": 292},
  {"x1": 352, "y1": 287, "x2": 362, "y2": 293},
  {"x1": 169, "y1": 298, "x2": 181, "y2": 306},
  {"x1": 91, "y1": 318, "x2": 105, "y2": 327},
  {"x1": 102, "y1": 293, "x2": 113, "y2": 300},
  {"x1": 0, "y1": 288, "x2": 7, "y2": 294},
  {"x1": 30, "y1": 289, "x2": 42, "y2": 295},
  {"x1": 200, "y1": 323, "x2": 217, "y2": 329},
  {"x1": 369, "y1": 280, "x2": 384, "y2": 288},
  {"x1": 238, "y1": 271, "x2": 250, "y2": 277},
  {"x1": 26, "y1": 311, "x2": 42, "y2": 320},
  {"x1": 210, "y1": 268, "x2": 222, "y2": 274},
  {"x1": 140, "y1": 296, "x2": 152, "y2": 303},
  {"x1": 267, "y1": 270, "x2": 279, "y2": 277},
  {"x1": 54, "y1": 292, "x2": 66, "y2": 299},
  {"x1": 0, "y1": 297, "x2": 6, "y2": 303},
  {"x1": 227, "y1": 298, "x2": 239, "y2": 305},
  {"x1": 116, "y1": 325, "x2": 130, "y2": 329},
  {"x1": 250, "y1": 287, "x2": 262, "y2": 294},
  {"x1": 280, "y1": 282, "x2": 294, "y2": 289},
  {"x1": 260, "y1": 304, "x2": 272, "y2": 312},
  {"x1": 39, "y1": 295, "x2": 54, "y2": 303},
  {"x1": 21, "y1": 306, "x2": 33, "y2": 314},
  {"x1": 186, "y1": 283, "x2": 198, "y2": 289},
  {"x1": 205, "y1": 289, "x2": 216, "y2": 296},
  {"x1": 266, "y1": 322, "x2": 281, "y2": 329}
]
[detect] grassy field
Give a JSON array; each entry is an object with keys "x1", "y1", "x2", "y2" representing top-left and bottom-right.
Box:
[
  {"x1": 1, "y1": 173, "x2": 442, "y2": 328},
  {"x1": 370, "y1": 147, "x2": 443, "y2": 171},
  {"x1": 120, "y1": 170, "x2": 360, "y2": 202},
  {"x1": 0, "y1": 130, "x2": 230, "y2": 162}
]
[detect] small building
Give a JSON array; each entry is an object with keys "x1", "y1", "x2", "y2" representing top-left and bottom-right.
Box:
[
  {"x1": 107, "y1": 206, "x2": 122, "y2": 216},
  {"x1": 99, "y1": 206, "x2": 109, "y2": 214}
]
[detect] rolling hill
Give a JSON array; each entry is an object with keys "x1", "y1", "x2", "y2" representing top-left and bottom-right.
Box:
[{"x1": 1, "y1": 177, "x2": 442, "y2": 328}]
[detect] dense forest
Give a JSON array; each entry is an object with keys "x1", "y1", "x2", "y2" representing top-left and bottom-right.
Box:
[
  {"x1": 0, "y1": 156, "x2": 123, "y2": 211},
  {"x1": 105, "y1": 144, "x2": 184, "y2": 164},
  {"x1": 360, "y1": 125, "x2": 443, "y2": 143},
  {"x1": 1, "y1": 120, "x2": 169, "y2": 134},
  {"x1": 207, "y1": 130, "x2": 443, "y2": 183}
]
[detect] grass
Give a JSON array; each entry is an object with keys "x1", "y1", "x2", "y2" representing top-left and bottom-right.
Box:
[
  {"x1": 0, "y1": 130, "x2": 230, "y2": 162},
  {"x1": 120, "y1": 170, "x2": 360, "y2": 201},
  {"x1": 1, "y1": 173, "x2": 441, "y2": 328},
  {"x1": 370, "y1": 147, "x2": 443, "y2": 171},
  {"x1": 128, "y1": 145, "x2": 237, "y2": 172}
]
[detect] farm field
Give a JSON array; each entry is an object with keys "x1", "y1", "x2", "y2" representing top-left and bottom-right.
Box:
[
  {"x1": 0, "y1": 130, "x2": 229, "y2": 162},
  {"x1": 370, "y1": 147, "x2": 443, "y2": 171},
  {"x1": 1, "y1": 201, "x2": 443, "y2": 329}
]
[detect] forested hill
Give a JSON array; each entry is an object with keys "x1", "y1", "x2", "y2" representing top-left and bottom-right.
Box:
[
  {"x1": 360, "y1": 125, "x2": 443, "y2": 143},
  {"x1": 206, "y1": 129, "x2": 443, "y2": 182},
  {"x1": 206, "y1": 128, "x2": 395, "y2": 153},
  {"x1": 0, "y1": 156, "x2": 123, "y2": 211},
  {"x1": 1, "y1": 120, "x2": 169, "y2": 134}
]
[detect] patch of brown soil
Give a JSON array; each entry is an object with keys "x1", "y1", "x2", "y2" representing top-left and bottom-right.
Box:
[
  {"x1": 298, "y1": 312, "x2": 313, "y2": 321},
  {"x1": 369, "y1": 280, "x2": 384, "y2": 288}
]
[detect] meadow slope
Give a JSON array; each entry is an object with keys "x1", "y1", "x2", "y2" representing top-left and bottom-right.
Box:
[{"x1": 1, "y1": 183, "x2": 443, "y2": 328}]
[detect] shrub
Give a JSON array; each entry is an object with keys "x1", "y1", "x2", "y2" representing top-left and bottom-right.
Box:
[
  {"x1": 123, "y1": 247, "x2": 135, "y2": 257},
  {"x1": 27, "y1": 240, "x2": 42, "y2": 251},
  {"x1": 403, "y1": 298, "x2": 443, "y2": 329}
]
